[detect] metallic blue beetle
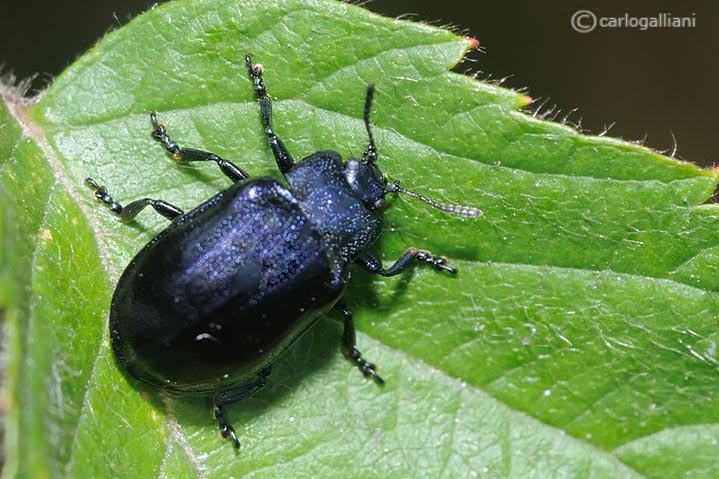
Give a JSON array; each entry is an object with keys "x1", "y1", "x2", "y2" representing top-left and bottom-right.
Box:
[{"x1": 87, "y1": 54, "x2": 480, "y2": 449}]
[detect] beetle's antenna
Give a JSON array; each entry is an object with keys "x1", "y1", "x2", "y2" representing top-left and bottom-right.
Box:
[
  {"x1": 386, "y1": 181, "x2": 482, "y2": 218},
  {"x1": 362, "y1": 83, "x2": 378, "y2": 164}
]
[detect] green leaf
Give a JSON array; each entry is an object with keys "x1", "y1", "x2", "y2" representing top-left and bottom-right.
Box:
[{"x1": 2, "y1": 0, "x2": 718, "y2": 477}]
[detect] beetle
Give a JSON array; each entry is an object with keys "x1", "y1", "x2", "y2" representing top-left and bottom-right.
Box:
[{"x1": 86, "y1": 54, "x2": 480, "y2": 449}]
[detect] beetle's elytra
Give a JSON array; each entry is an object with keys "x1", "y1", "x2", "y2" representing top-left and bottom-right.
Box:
[{"x1": 87, "y1": 54, "x2": 480, "y2": 449}]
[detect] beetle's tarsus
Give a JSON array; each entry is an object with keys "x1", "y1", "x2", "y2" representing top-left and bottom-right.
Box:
[
  {"x1": 86, "y1": 177, "x2": 123, "y2": 216},
  {"x1": 214, "y1": 404, "x2": 241, "y2": 449},
  {"x1": 347, "y1": 346, "x2": 384, "y2": 384},
  {"x1": 222, "y1": 425, "x2": 241, "y2": 449},
  {"x1": 416, "y1": 251, "x2": 457, "y2": 274},
  {"x1": 148, "y1": 113, "x2": 181, "y2": 156}
]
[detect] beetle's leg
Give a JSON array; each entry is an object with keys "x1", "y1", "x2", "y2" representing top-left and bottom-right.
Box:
[
  {"x1": 149, "y1": 113, "x2": 250, "y2": 183},
  {"x1": 336, "y1": 298, "x2": 384, "y2": 385},
  {"x1": 245, "y1": 54, "x2": 295, "y2": 175},
  {"x1": 213, "y1": 366, "x2": 272, "y2": 449},
  {"x1": 85, "y1": 178, "x2": 183, "y2": 222},
  {"x1": 356, "y1": 248, "x2": 457, "y2": 276}
]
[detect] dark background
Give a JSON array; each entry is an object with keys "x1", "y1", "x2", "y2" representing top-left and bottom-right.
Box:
[{"x1": 0, "y1": 0, "x2": 716, "y2": 167}]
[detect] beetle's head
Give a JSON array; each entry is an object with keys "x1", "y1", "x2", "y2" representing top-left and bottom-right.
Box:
[{"x1": 347, "y1": 84, "x2": 482, "y2": 218}]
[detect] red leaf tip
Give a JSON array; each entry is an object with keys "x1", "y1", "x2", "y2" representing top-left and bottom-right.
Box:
[{"x1": 465, "y1": 37, "x2": 480, "y2": 49}]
